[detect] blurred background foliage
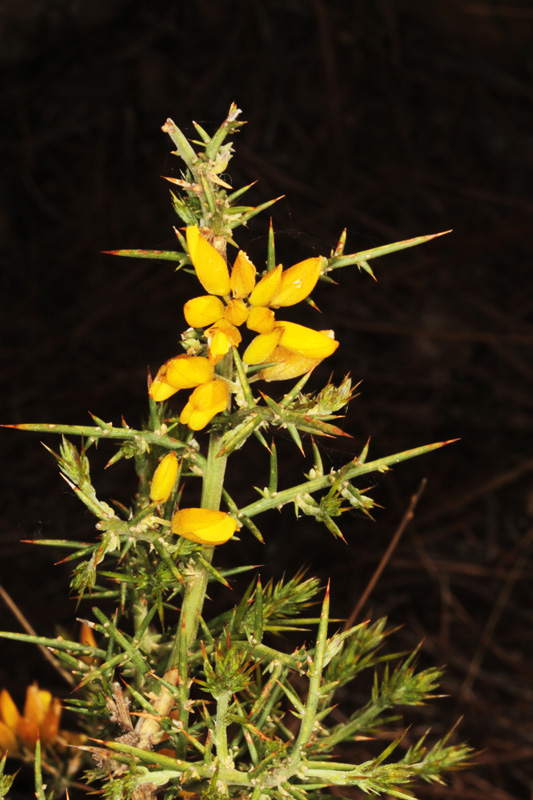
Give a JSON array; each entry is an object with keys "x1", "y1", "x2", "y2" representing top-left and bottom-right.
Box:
[{"x1": 1, "y1": 1, "x2": 532, "y2": 797}]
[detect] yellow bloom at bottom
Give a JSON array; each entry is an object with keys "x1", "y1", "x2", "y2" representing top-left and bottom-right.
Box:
[
  {"x1": 179, "y1": 379, "x2": 230, "y2": 430},
  {"x1": 0, "y1": 684, "x2": 62, "y2": 755},
  {"x1": 171, "y1": 508, "x2": 237, "y2": 545}
]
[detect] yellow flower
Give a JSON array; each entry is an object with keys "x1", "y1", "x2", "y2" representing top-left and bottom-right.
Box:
[
  {"x1": 244, "y1": 321, "x2": 338, "y2": 382},
  {"x1": 150, "y1": 452, "x2": 179, "y2": 503},
  {"x1": 0, "y1": 684, "x2": 62, "y2": 755},
  {"x1": 149, "y1": 355, "x2": 228, "y2": 430},
  {"x1": 184, "y1": 225, "x2": 325, "y2": 360},
  {"x1": 171, "y1": 508, "x2": 237, "y2": 545},
  {"x1": 179, "y1": 379, "x2": 230, "y2": 431},
  {"x1": 149, "y1": 355, "x2": 215, "y2": 402}
]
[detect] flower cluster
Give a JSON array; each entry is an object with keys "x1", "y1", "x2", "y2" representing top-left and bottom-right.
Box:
[
  {"x1": 149, "y1": 226, "x2": 338, "y2": 430},
  {"x1": 0, "y1": 684, "x2": 61, "y2": 755}
]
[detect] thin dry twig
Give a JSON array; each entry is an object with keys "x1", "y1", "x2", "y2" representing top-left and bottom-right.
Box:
[
  {"x1": 0, "y1": 583, "x2": 75, "y2": 686},
  {"x1": 458, "y1": 524, "x2": 533, "y2": 702},
  {"x1": 344, "y1": 478, "x2": 427, "y2": 629}
]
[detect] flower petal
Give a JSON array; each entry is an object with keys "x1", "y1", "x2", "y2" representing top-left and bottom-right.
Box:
[
  {"x1": 184, "y1": 295, "x2": 225, "y2": 328},
  {"x1": 16, "y1": 717, "x2": 39, "y2": 751},
  {"x1": 0, "y1": 689, "x2": 20, "y2": 731},
  {"x1": 171, "y1": 508, "x2": 237, "y2": 545},
  {"x1": 246, "y1": 306, "x2": 275, "y2": 333},
  {"x1": 150, "y1": 452, "x2": 179, "y2": 503},
  {"x1": 242, "y1": 328, "x2": 283, "y2": 365},
  {"x1": 39, "y1": 697, "x2": 62, "y2": 748},
  {"x1": 276, "y1": 321, "x2": 338, "y2": 359},
  {"x1": 230, "y1": 250, "x2": 256, "y2": 298},
  {"x1": 23, "y1": 685, "x2": 51, "y2": 726},
  {"x1": 179, "y1": 379, "x2": 230, "y2": 430},
  {"x1": 206, "y1": 320, "x2": 242, "y2": 359},
  {"x1": 149, "y1": 372, "x2": 179, "y2": 402},
  {"x1": 150, "y1": 356, "x2": 214, "y2": 401},
  {"x1": 0, "y1": 719, "x2": 18, "y2": 754},
  {"x1": 166, "y1": 355, "x2": 214, "y2": 389},
  {"x1": 269, "y1": 256, "x2": 323, "y2": 307},
  {"x1": 248, "y1": 265, "x2": 282, "y2": 307},
  {"x1": 256, "y1": 346, "x2": 323, "y2": 382},
  {"x1": 224, "y1": 298, "x2": 249, "y2": 327},
  {"x1": 186, "y1": 225, "x2": 230, "y2": 296}
]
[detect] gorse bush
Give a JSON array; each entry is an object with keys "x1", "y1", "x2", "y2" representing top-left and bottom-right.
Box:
[{"x1": 0, "y1": 105, "x2": 470, "y2": 800}]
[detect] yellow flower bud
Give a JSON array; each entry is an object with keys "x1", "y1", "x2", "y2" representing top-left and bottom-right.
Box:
[
  {"x1": 184, "y1": 295, "x2": 225, "y2": 328},
  {"x1": 150, "y1": 452, "x2": 179, "y2": 503},
  {"x1": 179, "y1": 379, "x2": 230, "y2": 430},
  {"x1": 246, "y1": 305, "x2": 275, "y2": 333},
  {"x1": 248, "y1": 265, "x2": 282, "y2": 306},
  {"x1": 269, "y1": 256, "x2": 323, "y2": 307},
  {"x1": 186, "y1": 226, "x2": 231, "y2": 296},
  {"x1": 230, "y1": 250, "x2": 256, "y2": 298},
  {"x1": 171, "y1": 507, "x2": 237, "y2": 545},
  {"x1": 242, "y1": 328, "x2": 283, "y2": 365},
  {"x1": 224, "y1": 298, "x2": 249, "y2": 327}
]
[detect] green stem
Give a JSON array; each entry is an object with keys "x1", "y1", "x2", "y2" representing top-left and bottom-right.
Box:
[
  {"x1": 238, "y1": 440, "x2": 456, "y2": 520},
  {"x1": 166, "y1": 357, "x2": 232, "y2": 758},
  {"x1": 181, "y1": 428, "x2": 228, "y2": 651},
  {"x1": 215, "y1": 691, "x2": 232, "y2": 767},
  {"x1": 165, "y1": 429, "x2": 228, "y2": 673}
]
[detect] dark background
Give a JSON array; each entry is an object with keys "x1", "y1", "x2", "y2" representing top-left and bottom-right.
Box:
[{"x1": 1, "y1": 1, "x2": 532, "y2": 798}]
